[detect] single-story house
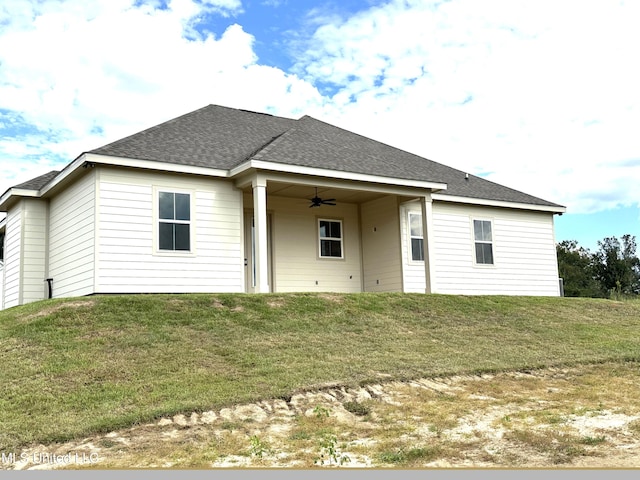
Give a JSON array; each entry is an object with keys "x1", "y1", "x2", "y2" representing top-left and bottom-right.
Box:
[{"x1": 0, "y1": 104, "x2": 566, "y2": 309}]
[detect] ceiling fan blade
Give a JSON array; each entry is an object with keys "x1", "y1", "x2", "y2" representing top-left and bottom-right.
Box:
[{"x1": 309, "y1": 188, "x2": 336, "y2": 207}]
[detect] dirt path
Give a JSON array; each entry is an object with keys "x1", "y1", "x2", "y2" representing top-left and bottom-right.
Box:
[{"x1": 7, "y1": 363, "x2": 640, "y2": 470}]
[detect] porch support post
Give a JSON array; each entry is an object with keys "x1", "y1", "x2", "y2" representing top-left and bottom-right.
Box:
[
  {"x1": 420, "y1": 194, "x2": 436, "y2": 294},
  {"x1": 252, "y1": 175, "x2": 269, "y2": 293}
]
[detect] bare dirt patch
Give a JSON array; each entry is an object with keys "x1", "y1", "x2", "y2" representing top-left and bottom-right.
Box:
[
  {"x1": 8, "y1": 363, "x2": 640, "y2": 470},
  {"x1": 318, "y1": 294, "x2": 345, "y2": 304},
  {"x1": 20, "y1": 300, "x2": 97, "y2": 322}
]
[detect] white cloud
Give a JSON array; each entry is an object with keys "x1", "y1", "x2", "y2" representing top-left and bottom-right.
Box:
[
  {"x1": 295, "y1": 0, "x2": 640, "y2": 213},
  {"x1": 1, "y1": 0, "x2": 639, "y2": 219},
  {"x1": 0, "y1": 0, "x2": 322, "y2": 197},
  {"x1": 261, "y1": 0, "x2": 286, "y2": 7}
]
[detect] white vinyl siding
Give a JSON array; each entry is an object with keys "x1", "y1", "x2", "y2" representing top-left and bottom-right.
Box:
[
  {"x1": 402, "y1": 201, "x2": 561, "y2": 296},
  {"x1": 2, "y1": 206, "x2": 21, "y2": 308},
  {"x1": 1, "y1": 200, "x2": 48, "y2": 307},
  {"x1": 262, "y1": 194, "x2": 361, "y2": 293},
  {"x1": 0, "y1": 230, "x2": 3, "y2": 307},
  {"x1": 48, "y1": 171, "x2": 96, "y2": 298},
  {"x1": 0, "y1": 262, "x2": 3, "y2": 310},
  {"x1": 433, "y1": 203, "x2": 560, "y2": 295},
  {"x1": 96, "y1": 169, "x2": 243, "y2": 293},
  {"x1": 21, "y1": 199, "x2": 48, "y2": 304},
  {"x1": 361, "y1": 196, "x2": 402, "y2": 292}
]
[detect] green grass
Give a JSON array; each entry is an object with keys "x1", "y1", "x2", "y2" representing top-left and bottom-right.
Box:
[{"x1": 1, "y1": 293, "x2": 639, "y2": 452}]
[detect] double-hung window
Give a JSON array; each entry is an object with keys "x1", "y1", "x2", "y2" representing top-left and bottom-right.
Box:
[
  {"x1": 409, "y1": 212, "x2": 424, "y2": 261},
  {"x1": 318, "y1": 219, "x2": 343, "y2": 258},
  {"x1": 473, "y1": 219, "x2": 494, "y2": 265},
  {"x1": 158, "y1": 192, "x2": 191, "y2": 251}
]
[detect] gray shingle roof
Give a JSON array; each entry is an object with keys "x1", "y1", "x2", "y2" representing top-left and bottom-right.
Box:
[
  {"x1": 88, "y1": 104, "x2": 562, "y2": 208},
  {"x1": 251, "y1": 116, "x2": 561, "y2": 206},
  {"x1": 91, "y1": 105, "x2": 296, "y2": 169},
  {"x1": 12, "y1": 170, "x2": 60, "y2": 191}
]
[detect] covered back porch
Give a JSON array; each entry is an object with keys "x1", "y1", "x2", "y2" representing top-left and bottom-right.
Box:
[{"x1": 235, "y1": 171, "x2": 444, "y2": 294}]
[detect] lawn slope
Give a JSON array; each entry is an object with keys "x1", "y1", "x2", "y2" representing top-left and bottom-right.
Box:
[{"x1": 1, "y1": 293, "x2": 639, "y2": 451}]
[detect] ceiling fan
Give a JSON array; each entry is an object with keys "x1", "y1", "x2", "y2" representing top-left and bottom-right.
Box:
[{"x1": 309, "y1": 187, "x2": 336, "y2": 208}]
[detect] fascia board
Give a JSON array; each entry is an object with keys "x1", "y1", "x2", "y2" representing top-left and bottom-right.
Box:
[
  {"x1": 81, "y1": 153, "x2": 229, "y2": 177},
  {"x1": 432, "y1": 193, "x2": 567, "y2": 213},
  {"x1": 37, "y1": 153, "x2": 230, "y2": 199},
  {"x1": 255, "y1": 172, "x2": 439, "y2": 198},
  {"x1": 230, "y1": 160, "x2": 448, "y2": 192},
  {"x1": 0, "y1": 188, "x2": 40, "y2": 211}
]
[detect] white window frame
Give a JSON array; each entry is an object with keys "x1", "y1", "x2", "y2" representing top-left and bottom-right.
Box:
[
  {"x1": 472, "y1": 218, "x2": 495, "y2": 266},
  {"x1": 318, "y1": 218, "x2": 344, "y2": 259},
  {"x1": 154, "y1": 188, "x2": 195, "y2": 256},
  {"x1": 408, "y1": 212, "x2": 424, "y2": 263}
]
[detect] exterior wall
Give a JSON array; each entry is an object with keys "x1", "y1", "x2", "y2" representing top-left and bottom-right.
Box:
[
  {"x1": 361, "y1": 196, "x2": 402, "y2": 292},
  {"x1": 2, "y1": 205, "x2": 20, "y2": 308},
  {"x1": 0, "y1": 225, "x2": 5, "y2": 309},
  {"x1": 0, "y1": 262, "x2": 3, "y2": 310},
  {"x1": 403, "y1": 201, "x2": 561, "y2": 296},
  {"x1": 21, "y1": 199, "x2": 48, "y2": 304},
  {"x1": 261, "y1": 194, "x2": 362, "y2": 293},
  {"x1": 48, "y1": 171, "x2": 96, "y2": 298},
  {"x1": 96, "y1": 168, "x2": 244, "y2": 293},
  {"x1": 400, "y1": 203, "x2": 429, "y2": 293},
  {"x1": 1, "y1": 199, "x2": 49, "y2": 308}
]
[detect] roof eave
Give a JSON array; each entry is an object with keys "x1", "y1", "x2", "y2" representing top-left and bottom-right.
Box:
[
  {"x1": 36, "y1": 152, "x2": 230, "y2": 200},
  {"x1": 75, "y1": 153, "x2": 229, "y2": 180},
  {"x1": 0, "y1": 188, "x2": 42, "y2": 211},
  {"x1": 432, "y1": 193, "x2": 566, "y2": 213},
  {"x1": 230, "y1": 159, "x2": 448, "y2": 192}
]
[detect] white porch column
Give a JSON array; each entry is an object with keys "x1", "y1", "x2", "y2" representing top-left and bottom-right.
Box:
[
  {"x1": 252, "y1": 175, "x2": 270, "y2": 293},
  {"x1": 420, "y1": 194, "x2": 436, "y2": 294}
]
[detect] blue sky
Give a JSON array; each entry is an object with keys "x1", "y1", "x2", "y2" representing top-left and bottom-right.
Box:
[{"x1": 1, "y1": 0, "x2": 639, "y2": 253}]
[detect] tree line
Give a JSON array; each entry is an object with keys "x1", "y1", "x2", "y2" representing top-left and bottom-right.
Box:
[{"x1": 557, "y1": 234, "x2": 640, "y2": 298}]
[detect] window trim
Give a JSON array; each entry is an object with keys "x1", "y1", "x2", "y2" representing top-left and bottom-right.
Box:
[
  {"x1": 154, "y1": 188, "x2": 196, "y2": 256},
  {"x1": 472, "y1": 218, "x2": 495, "y2": 266},
  {"x1": 408, "y1": 211, "x2": 424, "y2": 263},
  {"x1": 317, "y1": 218, "x2": 344, "y2": 260}
]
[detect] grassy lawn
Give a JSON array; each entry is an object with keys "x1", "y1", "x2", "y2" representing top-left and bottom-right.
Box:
[{"x1": 1, "y1": 293, "x2": 639, "y2": 453}]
